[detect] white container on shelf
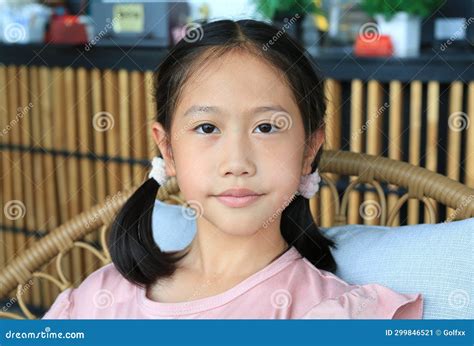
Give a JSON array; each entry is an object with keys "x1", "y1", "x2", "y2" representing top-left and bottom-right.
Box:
[
  {"x1": 0, "y1": 4, "x2": 51, "y2": 44},
  {"x1": 375, "y1": 12, "x2": 421, "y2": 58}
]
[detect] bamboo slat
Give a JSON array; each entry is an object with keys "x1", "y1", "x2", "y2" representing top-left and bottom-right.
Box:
[
  {"x1": 29, "y1": 66, "x2": 50, "y2": 309},
  {"x1": 321, "y1": 79, "x2": 341, "y2": 227},
  {"x1": 18, "y1": 65, "x2": 39, "y2": 307},
  {"x1": 119, "y1": 70, "x2": 133, "y2": 190},
  {"x1": 130, "y1": 71, "x2": 147, "y2": 186},
  {"x1": 39, "y1": 66, "x2": 60, "y2": 306},
  {"x1": 348, "y1": 79, "x2": 364, "y2": 224},
  {"x1": 446, "y1": 81, "x2": 464, "y2": 219},
  {"x1": 408, "y1": 81, "x2": 422, "y2": 225},
  {"x1": 145, "y1": 71, "x2": 158, "y2": 158},
  {"x1": 387, "y1": 81, "x2": 403, "y2": 226},
  {"x1": 91, "y1": 69, "x2": 107, "y2": 206},
  {"x1": 364, "y1": 80, "x2": 383, "y2": 225},
  {"x1": 63, "y1": 67, "x2": 83, "y2": 288},
  {"x1": 466, "y1": 82, "x2": 474, "y2": 188},
  {"x1": 103, "y1": 69, "x2": 122, "y2": 196},
  {"x1": 425, "y1": 81, "x2": 440, "y2": 221}
]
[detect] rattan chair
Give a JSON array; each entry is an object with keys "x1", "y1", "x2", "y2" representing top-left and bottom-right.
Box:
[{"x1": 1, "y1": 150, "x2": 473, "y2": 319}]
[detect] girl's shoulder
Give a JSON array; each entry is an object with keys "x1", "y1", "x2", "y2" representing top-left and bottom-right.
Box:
[
  {"x1": 287, "y1": 257, "x2": 423, "y2": 319},
  {"x1": 42, "y1": 263, "x2": 135, "y2": 319},
  {"x1": 70, "y1": 262, "x2": 134, "y2": 298},
  {"x1": 81, "y1": 262, "x2": 130, "y2": 288}
]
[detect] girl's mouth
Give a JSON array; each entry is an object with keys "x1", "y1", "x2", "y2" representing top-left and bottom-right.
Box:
[{"x1": 214, "y1": 194, "x2": 263, "y2": 208}]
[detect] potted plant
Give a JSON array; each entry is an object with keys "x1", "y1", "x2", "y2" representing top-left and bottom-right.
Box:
[
  {"x1": 253, "y1": 0, "x2": 325, "y2": 43},
  {"x1": 360, "y1": 0, "x2": 443, "y2": 57}
]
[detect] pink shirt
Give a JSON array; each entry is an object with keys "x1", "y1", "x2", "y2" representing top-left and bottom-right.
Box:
[{"x1": 42, "y1": 246, "x2": 423, "y2": 319}]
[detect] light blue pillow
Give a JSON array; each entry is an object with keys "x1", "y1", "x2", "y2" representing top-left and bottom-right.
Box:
[
  {"x1": 151, "y1": 200, "x2": 473, "y2": 319},
  {"x1": 320, "y1": 218, "x2": 474, "y2": 319},
  {"x1": 152, "y1": 199, "x2": 196, "y2": 252}
]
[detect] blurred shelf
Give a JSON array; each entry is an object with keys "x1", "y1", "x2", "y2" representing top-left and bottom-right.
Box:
[
  {"x1": 313, "y1": 46, "x2": 474, "y2": 83},
  {"x1": 0, "y1": 43, "x2": 472, "y2": 82}
]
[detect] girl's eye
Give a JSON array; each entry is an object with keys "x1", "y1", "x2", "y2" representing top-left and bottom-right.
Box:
[
  {"x1": 193, "y1": 122, "x2": 280, "y2": 135},
  {"x1": 255, "y1": 123, "x2": 280, "y2": 134},
  {"x1": 194, "y1": 123, "x2": 219, "y2": 134}
]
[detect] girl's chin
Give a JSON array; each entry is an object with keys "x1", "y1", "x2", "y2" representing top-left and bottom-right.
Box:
[{"x1": 212, "y1": 218, "x2": 276, "y2": 235}]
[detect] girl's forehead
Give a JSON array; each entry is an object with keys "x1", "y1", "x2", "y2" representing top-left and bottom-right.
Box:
[
  {"x1": 190, "y1": 50, "x2": 286, "y2": 85},
  {"x1": 176, "y1": 51, "x2": 298, "y2": 115}
]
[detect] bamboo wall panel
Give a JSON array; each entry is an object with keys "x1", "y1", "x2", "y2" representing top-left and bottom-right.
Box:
[{"x1": 0, "y1": 66, "x2": 158, "y2": 311}]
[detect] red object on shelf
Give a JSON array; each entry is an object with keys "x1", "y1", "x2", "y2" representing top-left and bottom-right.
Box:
[
  {"x1": 354, "y1": 34, "x2": 393, "y2": 57},
  {"x1": 46, "y1": 15, "x2": 88, "y2": 45}
]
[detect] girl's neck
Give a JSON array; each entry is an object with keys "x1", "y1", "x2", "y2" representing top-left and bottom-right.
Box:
[{"x1": 178, "y1": 222, "x2": 289, "y2": 280}]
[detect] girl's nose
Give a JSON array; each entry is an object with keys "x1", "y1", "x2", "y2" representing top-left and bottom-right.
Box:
[{"x1": 217, "y1": 127, "x2": 257, "y2": 178}]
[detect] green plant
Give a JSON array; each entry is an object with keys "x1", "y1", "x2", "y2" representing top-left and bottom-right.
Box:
[
  {"x1": 253, "y1": 0, "x2": 322, "y2": 19},
  {"x1": 360, "y1": 0, "x2": 444, "y2": 20}
]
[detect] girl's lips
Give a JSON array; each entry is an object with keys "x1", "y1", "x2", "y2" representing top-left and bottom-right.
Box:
[{"x1": 215, "y1": 194, "x2": 263, "y2": 208}]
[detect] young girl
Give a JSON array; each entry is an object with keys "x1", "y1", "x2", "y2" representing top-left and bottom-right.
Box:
[{"x1": 43, "y1": 19, "x2": 423, "y2": 319}]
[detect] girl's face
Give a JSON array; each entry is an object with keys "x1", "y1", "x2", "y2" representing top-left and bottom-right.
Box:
[{"x1": 153, "y1": 50, "x2": 323, "y2": 239}]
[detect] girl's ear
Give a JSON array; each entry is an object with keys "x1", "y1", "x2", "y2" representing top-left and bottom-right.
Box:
[
  {"x1": 151, "y1": 121, "x2": 176, "y2": 177},
  {"x1": 302, "y1": 127, "x2": 325, "y2": 176}
]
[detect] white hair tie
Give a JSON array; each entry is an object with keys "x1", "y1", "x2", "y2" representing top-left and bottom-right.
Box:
[
  {"x1": 148, "y1": 157, "x2": 321, "y2": 199},
  {"x1": 296, "y1": 169, "x2": 321, "y2": 199},
  {"x1": 148, "y1": 157, "x2": 169, "y2": 186}
]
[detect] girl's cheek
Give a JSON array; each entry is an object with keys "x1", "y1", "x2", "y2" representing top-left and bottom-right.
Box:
[{"x1": 174, "y1": 159, "x2": 211, "y2": 200}]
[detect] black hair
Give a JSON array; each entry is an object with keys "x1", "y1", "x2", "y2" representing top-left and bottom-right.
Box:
[{"x1": 109, "y1": 19, "x2": 337, "y2": 288}]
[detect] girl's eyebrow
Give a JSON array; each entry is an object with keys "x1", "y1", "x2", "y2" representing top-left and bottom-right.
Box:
[
  {"x1": 183, "y1": 105, "x2": 220, "y2": 117},
  {"x1": 183, "y1": 105, "x2": 289, "y2": 117}
]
